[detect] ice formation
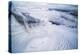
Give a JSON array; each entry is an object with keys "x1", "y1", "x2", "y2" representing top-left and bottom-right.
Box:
[{"x1": 9, "y1": 1, "x2": 78, "y2": 53}]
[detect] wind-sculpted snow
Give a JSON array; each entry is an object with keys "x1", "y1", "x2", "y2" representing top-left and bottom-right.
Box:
[{"x1": 9, "y1": 1, "x2": 78, "y2": 53}]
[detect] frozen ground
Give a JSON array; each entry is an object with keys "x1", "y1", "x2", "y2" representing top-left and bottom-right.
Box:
[{"x1": 9, "y1": 2, "x2": 78, "y2": 53}]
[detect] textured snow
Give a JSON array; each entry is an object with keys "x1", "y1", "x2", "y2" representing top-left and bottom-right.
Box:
[{"x1": 9, "y1": 2, "x2": 78, "y2": 53}]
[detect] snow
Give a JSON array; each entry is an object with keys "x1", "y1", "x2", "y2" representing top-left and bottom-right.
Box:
[{"x1": 10, "y1": 2, "x2": 78, "y2": 53}]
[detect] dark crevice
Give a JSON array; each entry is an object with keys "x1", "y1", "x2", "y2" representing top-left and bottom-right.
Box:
[{"x1": 49, "y1": 21, "x2": 60, "y2": 25}]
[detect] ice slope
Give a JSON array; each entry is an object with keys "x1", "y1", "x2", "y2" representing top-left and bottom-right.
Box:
[{"x1": 10, "y1": 2, "x2": 78, "y2": 52}]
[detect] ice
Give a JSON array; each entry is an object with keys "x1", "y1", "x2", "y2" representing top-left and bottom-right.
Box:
[{"x1": 10, "y1": 2, "x2": 78, "y2": 53}]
